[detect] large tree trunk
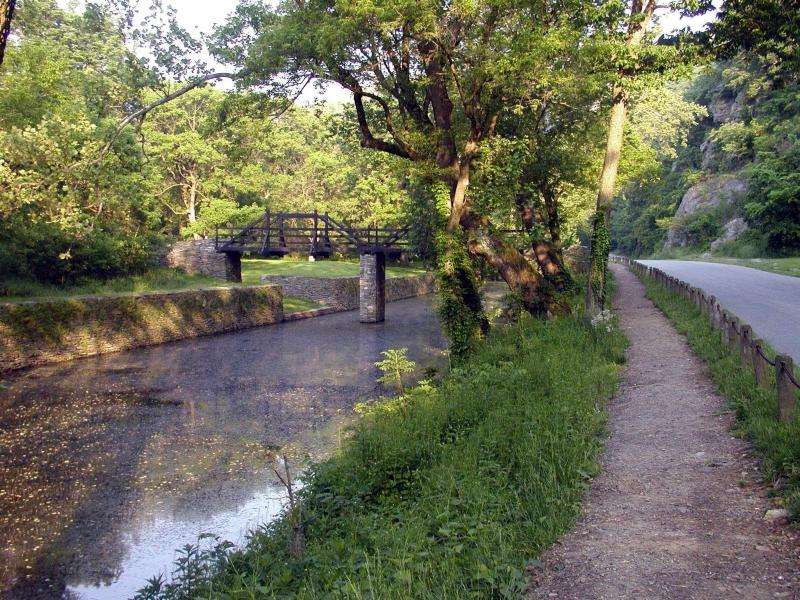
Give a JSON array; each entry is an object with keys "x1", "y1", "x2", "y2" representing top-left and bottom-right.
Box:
[
  {"x1": 0, "y1": 0, "x2": 16, "y2": 67},
  {"x1": 464, "y1": 222, "x2": 551, "y2": 317},
  {"x1": 514, "y1": 193, "x2": 573, "y2": 292},
  {"x1": 586, "y1": 85, "x2": 627, "y2": 314},
  {"x1": 585, "y1": 0, "x2": 656, "y2": 315},
  {"x1": 185, "y1": 178, "x2": 201, "y2": 240}
]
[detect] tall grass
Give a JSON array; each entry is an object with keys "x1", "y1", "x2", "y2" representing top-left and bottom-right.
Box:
[
  {"x1": 643, "y1": 277, "x2": 800, "y2": 516},
  {"x1": 138, "y1": 313, "x2": 627, "y2": 599}
]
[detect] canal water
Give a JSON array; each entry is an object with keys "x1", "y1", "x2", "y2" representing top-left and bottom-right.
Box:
[{"x1": 0, "y1": 296, "x2": 446, "y2": 599}]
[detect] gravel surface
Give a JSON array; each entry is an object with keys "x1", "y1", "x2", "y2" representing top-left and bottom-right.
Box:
[
  {"x1": 640, "y1": 259, "x2": 800, "y2": 363},
  {"x1": 529, "y1": 263, "x2": 800, "y2": 599}
]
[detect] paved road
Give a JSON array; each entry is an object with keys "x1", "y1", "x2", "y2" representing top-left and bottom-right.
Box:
[{"x1": 640, "y1": 260, "x2": 800, "y2": 363}]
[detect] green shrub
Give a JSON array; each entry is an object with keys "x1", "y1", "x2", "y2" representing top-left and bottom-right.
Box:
[{"x1": 0, "y1": 218, "x2": 163, "y2": 284}]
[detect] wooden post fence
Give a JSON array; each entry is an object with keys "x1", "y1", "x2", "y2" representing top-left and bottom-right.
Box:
[{"x1": 618, "y1": 257, "x2": 800, "y2": 424}]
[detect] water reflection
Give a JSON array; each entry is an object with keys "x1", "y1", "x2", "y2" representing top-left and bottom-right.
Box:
[{"x1": 0, "y1": 296, "x2": 446, "y2": 599}]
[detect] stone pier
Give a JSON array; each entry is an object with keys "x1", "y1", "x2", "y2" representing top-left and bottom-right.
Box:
[
  {"x1": 164, "y1": 239, "x2": 242, "y2": 282},
  {"x1": 359, "y1": 252, "x2": 386, "y2": 323},
  {"x1": 224, "y1": 251, "x2": 242, "y2": 283}
]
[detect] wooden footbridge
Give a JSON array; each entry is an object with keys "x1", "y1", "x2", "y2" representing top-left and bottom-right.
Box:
[
  {"x1": 214, "y1": 211, "x2": 410, "y2": 259},
  {"x1": 213, "y1": 211, "x2": 412, "y2": 323}
]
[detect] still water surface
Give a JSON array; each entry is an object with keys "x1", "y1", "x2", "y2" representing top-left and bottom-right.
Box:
[{"x1": 0, "y1": 296, "x2": 446, "y2": 599}]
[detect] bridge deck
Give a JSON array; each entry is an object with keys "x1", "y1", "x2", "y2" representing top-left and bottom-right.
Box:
[{"x1": 214, "y1": 212, "x2": 409, "y2": 257}]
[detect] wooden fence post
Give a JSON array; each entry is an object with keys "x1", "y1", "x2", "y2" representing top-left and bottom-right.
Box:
[
  {"x1": 729, "y1": 316, "x2": 740, "y2": 351},
  {"x1": 752, "y1": 339, "x2": 769, "y2": 389},
  {"x1": 775, "y1": 355, "x2": 797, "y2": 422},
  {"x1": 739, "y1": 324, "x2": 753, "y2": 369},
  {"x1": 720, "y1": 311, "x2": 730, "y2": 345}
]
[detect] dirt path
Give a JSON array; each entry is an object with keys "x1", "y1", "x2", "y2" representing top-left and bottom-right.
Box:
[{"x1": 529, "y1": 264, "x2": 800, "y2": 599}]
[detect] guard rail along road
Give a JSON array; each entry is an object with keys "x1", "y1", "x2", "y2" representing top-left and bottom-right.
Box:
[{"x1": 611, "y1": 255, "x2": 800, "y2": 423}]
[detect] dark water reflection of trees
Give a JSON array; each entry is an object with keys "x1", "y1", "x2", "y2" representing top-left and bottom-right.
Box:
[{"x1": 0, "y1": 296, "x2": 446, "y2": 599}]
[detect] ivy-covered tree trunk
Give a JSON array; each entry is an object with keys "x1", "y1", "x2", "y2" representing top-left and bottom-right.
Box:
[
  {"x1": 586, "y1": 85, "x2": 626, "y2": 314},
  {"x1": 0, "y1": 0, "x2": 15, "y2": 67},
  {"x1": 436, "y1": 231, "x2": 489, "y2": 361}
]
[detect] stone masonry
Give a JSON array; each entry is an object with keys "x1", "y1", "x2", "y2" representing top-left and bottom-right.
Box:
[
  {"x1": 165, "y1": 239, "x2": 242, "y2": 282},
  {"x1": 0, "y1": 285, "x2": 283, "y2": 372},
  {"x1": 359, "y1": 252, "x2": 386, "y2": 323},
  {"x1": 260, "y1": 271, "x2": 436, "y2": 313}
]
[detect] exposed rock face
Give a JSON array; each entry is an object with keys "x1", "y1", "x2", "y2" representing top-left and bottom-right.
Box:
[
  {"x1": 676, "y1": 175, "x2": 747, "y2": 217},
  {"x1": 664, "y1": 175, "x2": 748, "y2": 249},
  {"x1": 710, "y1": 91, "x2": 744, "y2": 124},
  {"x1": 710, "y1": 217, "x2": 749, "y2": 251}
]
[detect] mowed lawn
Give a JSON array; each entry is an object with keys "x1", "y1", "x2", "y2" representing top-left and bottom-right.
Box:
[
  {"x1": 241, "y1": 257, "x2": 427, "y2": 283},
  {"x1": 1, "y1": 258, "x2": 428, "y2": 313}
]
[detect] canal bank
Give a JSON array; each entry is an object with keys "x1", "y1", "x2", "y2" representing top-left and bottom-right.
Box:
[{"x1": 0, "y1": 295, "x2": 446, "y2": 599}]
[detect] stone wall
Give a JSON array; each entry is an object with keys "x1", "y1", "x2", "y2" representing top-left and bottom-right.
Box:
[
  {"x1": 164, "y1": 239, "x2": 241, "y2": 281},
  {"x1": 0, "y1": 285, "x2": 283, "y2": 372},
  {"x1": 386, "y1": 273, "x2": 437, "y2": 301},
  {"x1": 260, "y1": 272, "x2": 436, "y2": 312}
]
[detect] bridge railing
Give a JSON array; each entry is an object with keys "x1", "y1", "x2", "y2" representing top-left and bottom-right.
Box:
[
  {"x1": 214, "y1": 212, "x2": 411, "y2": 256},
  {"x1": 611, "y1": 254, "x2": 800, "y2": 422}
]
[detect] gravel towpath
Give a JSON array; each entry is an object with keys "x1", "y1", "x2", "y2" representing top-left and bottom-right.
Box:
[{"x1": 529, "y1": 263, "x2": 800, "y2": 599}]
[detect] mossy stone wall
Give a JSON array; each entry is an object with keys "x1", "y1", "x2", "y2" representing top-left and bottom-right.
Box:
[{"x1": 0, "y1": 285, "x2": 283, "y2": 372}]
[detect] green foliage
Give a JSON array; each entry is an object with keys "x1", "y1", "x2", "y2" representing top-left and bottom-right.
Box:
[
  {"x1": 711, "y1": 0, "x2": 800, "y2": 76},
  {"x1": 643, "y1": 275, "x2": 800, "y2": 517},
  {"x1": 136, "y1": 311, "x2": 627, "y2": 599},
  {"x1": 589, "y1": 211, "x2": 611, "y2": 303},
  {"x1": 0, "y1": 2, "x2": 419, "y2": 286},
  {"x1": 375, "y1": 348, "x2": 417, "y2": 394},
  {"x1": 435, "y1": 233, "x2": 488, "y2": 361},
  {"x1": 613, "y1": 55, "x2": 800, "y2": 257}
]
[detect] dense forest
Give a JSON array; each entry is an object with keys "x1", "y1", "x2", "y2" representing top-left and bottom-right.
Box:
[
  {"x1": 0, "y1": 0, "x2": 421, "y2": 285},
  {"x1": 1, "y1": 0, "x2": 798, "y2": 337}
]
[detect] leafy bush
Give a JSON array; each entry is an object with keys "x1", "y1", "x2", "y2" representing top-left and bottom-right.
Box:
[
  {"x1": 136, "y1": 310, "x2": 626, "y2": 599},
  {"x1": 0, "y1": 218, "x2": 163, "y2": 284}
]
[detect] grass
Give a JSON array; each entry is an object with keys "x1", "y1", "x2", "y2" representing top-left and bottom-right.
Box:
[
  {"x1": 241, "y1": 257, "x2": 427, "y2": 283},
  {"x1": 1, "y1": 259, "x2": 426, "y2": 301},
  {"x1": 0, "y1": 268, "x2": 221, "y2": 302},
  {"x1": 641, "y1": 275, "x2": 800, "y2": 517},
  {"x1": 1, "y1": 258, "x2": 428, "y2": 312},
  {"x1": 136, "y1": 307, "x2": 627, "y2": 599},
  {"x1": 698, "y1": 256, "x2": 800, "y2": 278},
  {"x1": 283, "y1": 296, "x2": 320, "y2": 313}
]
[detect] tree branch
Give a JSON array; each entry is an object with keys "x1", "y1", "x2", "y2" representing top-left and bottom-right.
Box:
[{"x1": 99, "y1": 70, "x2": 244, "y2": 160}]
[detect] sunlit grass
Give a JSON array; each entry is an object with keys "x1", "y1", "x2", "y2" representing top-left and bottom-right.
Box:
[
  {"x1": 0, "y1": 268, "x2": 221, "y2": 302},
  {"x1": 646, "y1": 252, "x2": 800, "y2": 278},
  {"x1": 282, "y1": 296, "x2": 320, "y2": 313},
  {"x1": 241, "y1": 257, "x2": 427, "y2": 283},
  {"x1": 702, "y1": 256, "x2": 800, "y2": 278}
]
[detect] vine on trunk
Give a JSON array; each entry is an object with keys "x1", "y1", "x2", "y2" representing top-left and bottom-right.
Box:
[
  {"x1": 436, "y1": 232, "x2": 489, "y2": 361},
  {"x1": 588, "y1": 211, "x2": 611, "y2": 309}
]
